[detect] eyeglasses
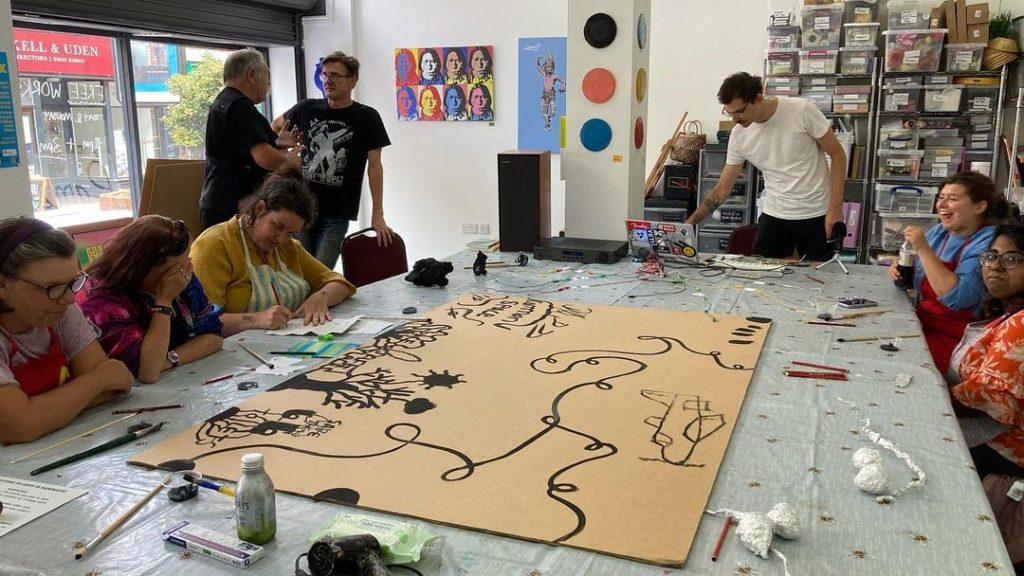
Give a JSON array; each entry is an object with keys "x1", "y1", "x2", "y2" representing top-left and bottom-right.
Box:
[
  {"x1": 16, "y1": 273, "x2": 88, "y2": 300},
  {"x1": 980, "y1": 250, "x2": 1024, "y2": 270},
  {"x1": 722, "y1": 102, "x2": 750, "y2": 118},
  {"x1": 319, "y1": 72, "x2": 353, "y2": 82}
]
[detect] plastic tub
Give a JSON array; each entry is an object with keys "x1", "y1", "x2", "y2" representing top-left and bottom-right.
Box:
[
  {"x1": 766, "y1": 49, "x2": 799, "y2": 75},
  {"x1": 945, "y1": 43, "x2": 986, "y2": 72},
  {"x1": 800, "y1": 49, "x2": 839, "y2": 74},
  {"x1": 844, "y1": 23, "x2": 880, "y2": 48},
  {"x1": 872, "y1": 213, "x2": 940, "y2": 250},
  {"x1": 965, "y1": 86, "x2": 999, "y2": 112},
  {"x1": 877, "y1": 149, "x2": 924, "y2": 181},
  {"x1": 883, "y1": 83, "x2": 921, "y2": 112},
  {"x1": 879, "y1": 120, "x2": 919, "y2": 150},
  {"x1": 923, "y1": 85, "x2": 964, "y2": 113},
  {"x1": 801, "y1": 4, "x2": 843, "y2": 48},
  {"x1": 840, "y1": 47, "x2": 876, "y2": 74},
  {"x1": 874, "y1": 183, "x2": 938, "y2": 213},
  {"x1": 844, "y1": 0, "x2": 879, "y2": 24},
  {"x1": 884, "y1": 29, "x2": 946, "y2": 72},
  {"x1": 768, "y1": 26, "x2": 801, "y2": 49},
  {"x1": 887, "y1": 0, "x2": 932, "y2": 30}
]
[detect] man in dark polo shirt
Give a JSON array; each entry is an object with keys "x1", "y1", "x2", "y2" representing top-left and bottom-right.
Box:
[
  {"x1": 273, "y1": 50, "x2": 392, "y2": 269},
  {"x1": 199, "y1": 48, "x2": 300, "y2": 228}
]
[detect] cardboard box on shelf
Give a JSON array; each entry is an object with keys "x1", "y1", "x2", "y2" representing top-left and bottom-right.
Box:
[
  {"x1": 967, "y1": 22, "x2": 989, "y2": 42},
  {"x1": 966, "y1": 3, "x2": 989, "y2": 25},
  {"x1": 956, "y1": 0, "x2": 969, "y2": 45},
  {"x1": 944, "y1": 0, "x2": 958, "y2": 42},
  {"x1": 930, "y1": 7, "x2": 945, "y2": 28}
]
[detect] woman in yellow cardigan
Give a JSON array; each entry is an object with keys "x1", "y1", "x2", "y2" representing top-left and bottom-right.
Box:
[{"x1": 191, "y1": 166, "x2": 356, "y2": 336}]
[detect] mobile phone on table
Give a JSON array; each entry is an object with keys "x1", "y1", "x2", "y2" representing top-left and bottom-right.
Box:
[{"x1": 837, "y1": 297, "x2": 878, "y2": 309}]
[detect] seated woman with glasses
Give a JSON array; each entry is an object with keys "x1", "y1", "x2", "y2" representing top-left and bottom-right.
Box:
[
  {"x1": 887, "y1": 172, "x2": 1011, "y2": 375},
  {"x1": 77, "y1": 216, "x2": 223, "y2": 384},
  {"x1": 191, "y1": 165, "x2": 356, "y2": 337},
  {"x1": 949, "y1": 224, "x2": 1024, "y2": 479},
  {"x1": 0, "y1": 218, "x2": 133, "y2": 444}
]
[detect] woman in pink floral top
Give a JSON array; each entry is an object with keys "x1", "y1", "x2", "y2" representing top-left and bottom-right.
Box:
[
  {"x1": 77, "y1": 216, "x2": 223, "y2": 383},
  {"x1": 952, "y1": 224, "x2": 1024, "y2": 477}
]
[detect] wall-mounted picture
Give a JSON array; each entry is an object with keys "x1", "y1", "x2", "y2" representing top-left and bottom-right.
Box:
[
  {"x1": 518, "y1": 37, "x2": 566, "y2": 152},
  {"x1": 396, "y1": 45, "x2": 494, "y2": 122}
]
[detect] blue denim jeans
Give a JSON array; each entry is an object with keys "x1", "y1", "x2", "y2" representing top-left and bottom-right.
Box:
[{"x1": 299, "y1": 218, "x2": 351, "y2": 270}]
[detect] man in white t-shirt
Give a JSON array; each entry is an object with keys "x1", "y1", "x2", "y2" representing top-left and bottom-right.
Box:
[{"x1": 686, "y1": 72, "x2": 847, "y2": 260}]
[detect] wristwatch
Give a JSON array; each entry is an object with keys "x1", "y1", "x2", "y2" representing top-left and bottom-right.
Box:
[
  {"x1": 166, "y1": 350, "x2": 180, "y2": 368},
  {"x1": 151, "y1": 304, "x2": 174, "y2": 317}
]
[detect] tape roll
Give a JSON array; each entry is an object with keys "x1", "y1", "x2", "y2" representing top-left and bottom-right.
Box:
[{"x1": 804, "y1": 29, "x2": 823, "y2": 47}]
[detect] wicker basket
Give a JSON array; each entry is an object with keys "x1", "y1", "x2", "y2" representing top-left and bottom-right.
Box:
[{"x1": 983, "y1": 37, "x2": 1019, "y2": 70}]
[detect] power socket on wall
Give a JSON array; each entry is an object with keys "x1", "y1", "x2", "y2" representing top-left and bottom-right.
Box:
[
  {"x1": 460, "y1": 222, "x2": 479, "y2": 234},
  {"x1": 479, "y1": 224, "x2": 490, "y2": 235}
]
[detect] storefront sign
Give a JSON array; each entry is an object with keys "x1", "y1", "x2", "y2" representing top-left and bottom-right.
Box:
[
  {"x1": 13, "y1": 29, "x2": 114, "y2": 78},
  {"x1": 0, "y1": 52, "x2": 21, "y2": 168}
]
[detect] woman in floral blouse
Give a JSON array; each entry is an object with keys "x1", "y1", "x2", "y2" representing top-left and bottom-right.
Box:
[
  {"x1": 77, "y1": 216, "x2": 223, "y2": 383},
  {"x1": 951, "y1": 224, "x2": 1024, "y2": 478}
]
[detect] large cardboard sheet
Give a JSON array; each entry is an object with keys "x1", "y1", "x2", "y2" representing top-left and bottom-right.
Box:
[{"x1": 132, "y1": 294, "x2": 771, "y2": 565}]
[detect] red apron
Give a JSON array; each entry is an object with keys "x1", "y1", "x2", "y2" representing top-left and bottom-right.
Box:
[
  {"x1": 6, "y1": 326, "x2": 70, "y2": 397},
  {"x1": 916, "y1": 232, "x2": 981, "y2": 376}
]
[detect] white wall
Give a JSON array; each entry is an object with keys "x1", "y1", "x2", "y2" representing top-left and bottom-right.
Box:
[
  {"x1": 269, "y1": 46, "x2": 298, "y2": 119},
  {"x1": 299, "y1": 0, "x2": 1024, "y2": 262},
  {"x1": 0, "y1": 0, "x2": 34, "y2": 219}
]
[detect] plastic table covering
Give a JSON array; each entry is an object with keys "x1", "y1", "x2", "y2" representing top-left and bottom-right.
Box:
[{"x1": 0, "y1": 251, "x2": 1012, "y2": 575}]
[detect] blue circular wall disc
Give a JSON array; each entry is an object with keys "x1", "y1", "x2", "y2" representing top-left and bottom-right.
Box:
[
  {"x1": 638, "y1": 14, "x2": 648, "y2": 49},
  {"x1": 580, "y1": 118, "x2": 612, "y2": 152}
]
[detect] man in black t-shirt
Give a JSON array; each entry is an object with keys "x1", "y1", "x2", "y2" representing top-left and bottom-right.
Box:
[
  {"x1": 272, "y1": 51, "x2": 393, "y2": 269},
  {"x1": 199, "y1": 48, "x2": 301, "y2": 228}
]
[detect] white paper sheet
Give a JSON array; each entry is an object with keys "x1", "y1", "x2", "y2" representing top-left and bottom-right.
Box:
[
  {"x1": 266, "y1": 315, "x2": 363, "y2": 337},
  {"x1": 0, "y1": 476, "x2": 87, "y2": 537},
  {"x1": 253, "y1": 356, "x2": 308, "y2": 376},
  {"x1": 349, "y1": 319, "x2": 394, "y2": 334}
]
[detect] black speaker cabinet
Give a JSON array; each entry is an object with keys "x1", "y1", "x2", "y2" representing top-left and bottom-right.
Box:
[{"x1": 497, "y1": 150, "x2": 551, "y2": 251}]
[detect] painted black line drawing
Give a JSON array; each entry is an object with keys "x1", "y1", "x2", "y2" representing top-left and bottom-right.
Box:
[
  {"x1": 446, "y1": 293, "x2": 592, "y2": 338},
  {"x1": 639, "y1": 390, "x2": 726, "y2": 467},
  {"x1": 195, "y1": 407, "x2": 343, "y2": 448}
]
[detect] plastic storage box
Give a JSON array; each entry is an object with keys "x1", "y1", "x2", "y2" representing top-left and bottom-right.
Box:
[
  {"x1": 879, "y1": 120, "x2": 919, "y2": 150},
  {"x1": 800, "y1": 49, "x2": 839, "y2": 74},
  {"x1": 884, "y1": 29, "x2": 946, "y2": 72},
  {"x1": 883, "y1": 83, "x2": 921, "y2": 112},
  {"x1": 877, "y1": 149, "x2": 924, "y2": 180},
  {"x1": 945, "y1": 43, "x2": 986, "y2": 72},
  {"x1": 844, "y1": 0, "x2": 879, "y2": 24},
  {"x1": 801, "y1": 4, "x2": 843, "y2": 48},
  {"x1": 844, "y1": 23, "x2": 880, "y2": 48},
  {"x1": 874, "y1": 183, "x2": 938, "y2": 213},
  {"x1": 767, "y1": 49, "x2": 799, "y2": 75},
  {"x1": 872, "y1": 213, "x2": 940, "y2": 250},
  {"x1": 805, "y1": 92, "x2": 833, "y2": 113},
  {"x1": 887, "y1": 0, "x2": 932, "y2": 30},
  {"x1": 840, "y1": 47, "x2": 876, "y2": 74},
  {"x1": 768, "y1": 26, "x2": 801, "y2": 49},
  {"x1": 923, "y1": 85, "x2": 964, "y2": 112},
  {"x1": 965, "y1": 86, "x2": 999, "y2": 112}
]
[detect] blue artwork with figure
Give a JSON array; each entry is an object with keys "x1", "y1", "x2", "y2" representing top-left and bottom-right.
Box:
[{"x1": 518, "y1": 37, "x2": 566, "y2": 153}]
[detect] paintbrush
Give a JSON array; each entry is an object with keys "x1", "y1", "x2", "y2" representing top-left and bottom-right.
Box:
[
  {"x1": 9, "y1": 413, "x2": 138, "y2": 465},
  {"x1": 239, "y1": 343, "x2": 274, "y2": 369},
  {"x1": 836, "y1": 334, "x2": 921, "y2": 343},
  {"x1": 74, "y1": 481, "x2": 164, "y2": 560},
  {"x1": 30, "y1": 422, "x2": 166, "y2": 476},
  {"x1": 183, "y1": 473, "x2": 235, "y2": 497}
]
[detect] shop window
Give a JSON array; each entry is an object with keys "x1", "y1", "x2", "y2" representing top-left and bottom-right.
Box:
[{"x1": 15, "y1": 29, "x2": 132, "y2": 225}]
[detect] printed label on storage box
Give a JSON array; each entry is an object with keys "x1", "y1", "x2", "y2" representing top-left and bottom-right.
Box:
[
  {"x1": 851, "y1": 57, "x2": 866, "y2": 65},
  {"x1": 971, "y1": 141, "x2": 988, "y2": 149},
  {"x1": 973, "y1": 97, "x2": 991, "y2": 110},
  {"x1": 811, "y1": 78, "x2": 827, "y2": 85},
  {"x1": 931, "y1": 166, "x2": 949, "y2": 177},
  {"x1": 954, "y1": 51, "x2": 973, "y2": 66},
  {"x1": 773, "y1": 61, "x2": 793, "y2": 73},
  {"x1": 889, "y1": 159, "x2": 910, "y2": 167},
  {"x1": 935, "y1": 156, "x2": 952, "y2": 163},
  {"x1": 853, "y1": 32, "x2": 870, "y2": 42},
  {"x1": 809, "y1": 60, "x2": 826, "y2": 73},
  {"x1": 815, "y1": 16, "x2": 830, "y2": 30},
  {"x1": 855, "y1": 7, "x2": 869, "y2": 15},
  {"x1": 900, "y1": 10, "x2": 917, "y2": 24},
  {"x1": 904, "y1": 50, "x2": 920, "y2": 65},
  {"x1": 932, "y1": 94, "x2": 948, "y2": 102},
  {"x1": 893, "y1": 93, "x2": 910, "y2": 105}
]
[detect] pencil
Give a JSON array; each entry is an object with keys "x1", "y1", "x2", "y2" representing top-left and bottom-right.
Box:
[
  {"x1": 239, "y1": 343, "x2": 274, "y2": 369},
  {"x1": 806, "y1": 321, "x2": 857, "y2": 327},
  {"x1": 711, "y1": 515, "x2": 733, "y2": 561},
  {"x1": 269, "y1": 351, "x2": 316, "y2": 355},
  {"x1": 111, "y1": 404, "x2": 182, "y2": 415},
  {"x1": 791, "y1": 360, "x2": 849, "y2": 373},
  {"x1": 837, "y1": 334, "x2": 921, "y2": 343},
  {"x1": 9, "y1": 413, "x2": 137, "y2": 464},
  {"x1": 807, "y1": 276, "x2": 826, "y2": 285}
]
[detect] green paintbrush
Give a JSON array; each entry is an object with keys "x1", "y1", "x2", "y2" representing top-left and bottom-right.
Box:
[{"x1": 30, "y1": 422, "x2": 166, "y2": 476}]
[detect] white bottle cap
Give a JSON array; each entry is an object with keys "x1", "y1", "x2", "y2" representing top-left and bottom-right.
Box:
[{"x1": 241, "y1": 453, "x2": 264, "y2": 470}]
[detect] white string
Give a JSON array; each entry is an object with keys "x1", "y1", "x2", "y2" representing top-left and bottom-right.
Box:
[{"x1": 772, "y1": 548, "x2": 793, "y2": 576}]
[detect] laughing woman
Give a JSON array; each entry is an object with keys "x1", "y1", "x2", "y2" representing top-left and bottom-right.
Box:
[
  {"x1": 77, "y1": 216, "x2": 223, "y2": 384},
  {"x1": 0, "y1": 218, "x2": 133, "y2": 444},
  {"x1": 888, "y1": 172, "x2": 1010, "y2": 375}
]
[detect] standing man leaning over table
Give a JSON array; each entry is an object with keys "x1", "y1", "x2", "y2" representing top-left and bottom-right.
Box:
[
  {"x1": 199, "y1": 48, "x2": 302, "y2": 228},
  {"x1": 686, "y1": 72, "x2": 847, "y2": 260}
]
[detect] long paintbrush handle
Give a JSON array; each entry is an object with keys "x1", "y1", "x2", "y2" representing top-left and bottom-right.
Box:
[
  {"x1": 9, "y1": 413, "x2": 136, "y2": 465},
  {"x1": 30, "y1": 432, "x2": 137, "y2": 475},
  {"x1": 77, "y1": 482, "x2": 164, "y2": 559}
]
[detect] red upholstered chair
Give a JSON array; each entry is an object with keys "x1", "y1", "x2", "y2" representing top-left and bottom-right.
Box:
[
  {"x1": 727, "y1": 224, "x2": 758, "y2": 256},
  {"x1": 340, "y1": 228, "x2": 409, "y2": 287}
]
